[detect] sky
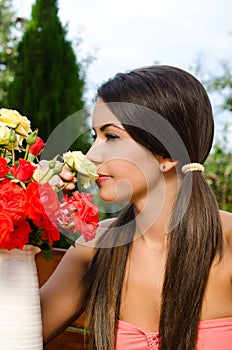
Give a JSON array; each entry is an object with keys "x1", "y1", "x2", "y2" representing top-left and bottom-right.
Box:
[{"x1": 13, "y1": 0, "x2": 232, "y2": 146}]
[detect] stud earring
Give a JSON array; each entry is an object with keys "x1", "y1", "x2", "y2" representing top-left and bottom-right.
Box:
[{"x1": 160, "y1": 164, "x2": 166, "y2": 171}]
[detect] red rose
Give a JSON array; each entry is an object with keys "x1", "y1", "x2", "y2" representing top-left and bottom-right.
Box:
[
  {"x1": 65, "y1": 191, "x2": 98, "y2": 241},
  {"x1": 26, "y1": 181, "x2": 60, "y2": 245},
  {"x1": 10, "y1": 158, "x2": 36, "y2": 182},
  {"x1": 0, "y1": 211, "x2": 14, "y2": 248},
  {"x1": 40, "y1": 182, "x2": 60, "y2": 215},
  {"x1": 0, "y1": 157, "x2": 9, "y2": 178},
  {"x1": 29, "y1": 136, "x2": 45, "y2": 156},
  {"x1": 0, "y1": 181, "x2": 27, "y2": 224},
  {"x1": 0, "y1": 178, "x2": 10, "y2": 186},
  {"x1": 73, "y1": 192, "x2": 99, "y2": 226},
  {"x1": 3, "y1": 220, "x2": 32, "y2": 250},
  {"x1": 0, "y1": 207, "x2": 31, "y2": 250},
  {"x1": 41, "y1": 217, "x2": 60, "y2": 245},
  {"x1": 26, "y1": 182, "x2": 60, "y2": 220},
  {"x1": 74, "y1": 216, "x2": 98, "y2": 241},
  {"x1": 26, "y1": 181, "x2": 44, "y2": 222}
]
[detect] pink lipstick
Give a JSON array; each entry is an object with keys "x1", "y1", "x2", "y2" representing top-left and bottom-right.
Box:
[{"x1": 96, "y1": 174, "x2": 112, "y2": 183}]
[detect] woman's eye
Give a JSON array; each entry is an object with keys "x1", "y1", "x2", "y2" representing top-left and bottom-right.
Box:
[
  {"x1": 91, "y1": 133, "x2": 97, "y2": 141},
  {"x1": 106, "y1": 133, "x2": 119, "y2": 141}
]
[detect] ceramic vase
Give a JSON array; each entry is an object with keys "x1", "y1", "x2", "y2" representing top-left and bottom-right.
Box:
[{"x1": 0, "y1": 245, "x2": 42, "y2": 349}]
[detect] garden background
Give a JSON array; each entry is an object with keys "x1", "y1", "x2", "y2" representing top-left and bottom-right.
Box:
[{"x1": 0, "y1": 0, "x2": 231, "y2": 235}]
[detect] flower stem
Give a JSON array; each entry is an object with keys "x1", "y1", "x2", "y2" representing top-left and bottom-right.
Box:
[
  {"x1": 38, "y1": 167, "x2": 52, "y2": 184},
  {"x1": 24, "y1": 143, "x2": 30, "y2": 160},
  {"x1": 11, "y1": 144, "x2": 15, "y2": 166}
]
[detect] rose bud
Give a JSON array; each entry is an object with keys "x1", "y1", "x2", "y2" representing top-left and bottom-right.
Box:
[
  {"x1": 29, "y1": 136, "x2": 45, "y2": 156},
  {"x1": 26, "y1": 129, "x2": 38, "y2": 145},
  {"x1": 10, "y1": 158, "x2": 36, "y2": 182}
]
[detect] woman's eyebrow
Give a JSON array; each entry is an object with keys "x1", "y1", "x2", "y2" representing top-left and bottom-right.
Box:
[{"x1": 99, "y1": 123, "x2": 125, "y2": 131}]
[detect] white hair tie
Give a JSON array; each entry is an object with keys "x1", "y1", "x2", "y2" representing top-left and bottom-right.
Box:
[{"x1": 181, "y1": 162, "x2": 204, "y2": 174}]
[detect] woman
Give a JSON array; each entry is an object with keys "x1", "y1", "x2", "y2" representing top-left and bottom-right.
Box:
[{"x1": 40, "y1": 65, "x2": 232, "y2": 349}]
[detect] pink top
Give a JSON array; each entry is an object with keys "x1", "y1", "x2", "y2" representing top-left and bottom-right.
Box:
[{"x1": 116, "y1": 317, "x2": 232, "y2": 349}]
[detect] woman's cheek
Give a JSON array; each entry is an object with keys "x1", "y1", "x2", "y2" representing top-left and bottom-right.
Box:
[{"x1": 97, "y1": 177, "x2": 133, "y2": 203}]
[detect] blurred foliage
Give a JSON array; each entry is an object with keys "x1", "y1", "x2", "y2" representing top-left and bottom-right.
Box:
[
  {"x1": 205, "y1": 124, "x2": 232, "y2": 211},
  {"x1": 207, "y1": 62, "x2": 232, "y2": 111},
  {"x1": 0, "y1": 0, "x2": 25, "y2": 105},
  {"x1": 190, "y1": 58, "x2": 232, "y2": 211},
  {"x1": 7, "y1": 0, "x2": 90, "y2": 152}
]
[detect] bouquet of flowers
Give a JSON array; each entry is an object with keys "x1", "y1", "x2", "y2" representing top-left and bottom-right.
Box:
[{"x1": 0, "y1": 108, "x2": 99, "y2": 254}]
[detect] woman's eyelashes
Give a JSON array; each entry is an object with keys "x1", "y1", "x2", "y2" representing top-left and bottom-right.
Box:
[
  {"x1": 91, "y1": 132, "x2": 97, "y2": 141},
  {"x1": 105, "y1": 133, "x2": 119, "y2": 141},
  {"x1": 91, "y1": 132, "x2": 119, "y2": 142}
]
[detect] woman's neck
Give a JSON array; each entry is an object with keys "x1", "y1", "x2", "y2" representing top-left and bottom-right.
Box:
[{"x1": 133, "y1": 170, "x2": 180, "y2": 247}]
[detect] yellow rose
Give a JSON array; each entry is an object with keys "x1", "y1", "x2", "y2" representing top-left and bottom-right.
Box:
[
  {"x1": 0, "y1": 126, "x2": 11, "y2": 145},
  {"x1": 0, "y1": 108, "x2": 31, "y2": 139},
  {"x1": 63, "y1": 151, "x2": 98, "y2": 188}
]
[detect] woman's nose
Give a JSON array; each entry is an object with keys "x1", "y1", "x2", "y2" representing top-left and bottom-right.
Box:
[{"x1": 86, "y1": 142, "x2": 104, "y2": 165}]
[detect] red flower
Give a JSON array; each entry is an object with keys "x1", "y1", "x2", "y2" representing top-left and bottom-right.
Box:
[
  {"x1": 2, "y1": 220, "x2": 32, "y2": 250},
  {"x1": 0, "y1": 178, "x2": 10, "y2": 186},
  {"x1": 10, "y1": 158, "x2": 36, "y2": 182},
  {"x1": 40, "y1": 182, "x2": 60, "y2": 215},
  {"x1": 0, "y1": 157, "x2": 9, "y2": 178},
  {"x1": 0, "y1": 211, "x2": 14, "y2": 247},
  {"x1": 26, "y1": 181, "x2": 60, "y2": 245},
  {"x1": 26, "y1": 181, "x2": 60, "y2": 219},
  {"x1": 74, "y1": 216, "x2": 98, "y2": 241},
  {"x1": 26, "y1": 181, "x2": 43, "y2": 222},
  {"x1": 29, "y1": 136, "x2": 45, "y2": 156},
  {"x1": 64, "y1": 191, "x2": 98, "y2": 241},
  {"x1": 41, "y1": 217, "x2": 60, "y2": 244},
  {"x1": 73, "y1": 192, "x2": 99, "y2": 225},
  {"x1": 0, "y1": 205, "x2": 32, "y2": 250},
  {"x1": 0, "y1": 181, "x2": 27, "y2": 224}
]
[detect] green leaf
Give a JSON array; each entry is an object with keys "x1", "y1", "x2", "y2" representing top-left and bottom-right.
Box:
[{"x1": 42, "y1": 248, "x2": 53, "y2": 261}]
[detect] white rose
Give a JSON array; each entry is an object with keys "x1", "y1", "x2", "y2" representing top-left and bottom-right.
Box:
[
  {"x1": 63, "y1": 151, "x2": 98, "y2": 188},
  {"x1": 0, "y1": 108, "x2": 31, "y2": 139},
  {"x1": 0, "y1": 126, "x2": 11, "y2": 145}
]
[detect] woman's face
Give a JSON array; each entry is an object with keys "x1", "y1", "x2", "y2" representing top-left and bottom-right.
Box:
[{"x1": 87, "y1": 98, "x2": 164, "y2": 207}]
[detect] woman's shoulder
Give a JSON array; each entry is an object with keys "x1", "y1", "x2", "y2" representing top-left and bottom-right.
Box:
[
  {"x1": 220, "y1": 210, "x2": 232, "y2": 245},
  {"x1": 72, "y1": 217, "x2": 117, "y2": 264}
]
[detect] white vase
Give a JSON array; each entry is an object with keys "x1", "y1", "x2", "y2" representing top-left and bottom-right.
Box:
[{"x1": 0, "y1": 245, "x2": 43, "y2": 350}]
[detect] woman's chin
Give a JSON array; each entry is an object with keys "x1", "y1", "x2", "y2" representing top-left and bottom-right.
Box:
[
  {"x1": 98, "y1": 189, "x2": 131, "y2": 204},
  {"x1": 98, "y1": 179, "x2": 133, "y2": 204}
]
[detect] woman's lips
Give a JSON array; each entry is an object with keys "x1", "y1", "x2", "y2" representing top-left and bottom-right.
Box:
[{"x1": 96, "y1": 174, "x2": 112, "y2": 183}]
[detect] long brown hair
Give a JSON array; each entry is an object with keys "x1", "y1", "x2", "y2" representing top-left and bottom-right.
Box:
[{"x1": 82, "y1": 66, "x2": 223, "y2": 349}]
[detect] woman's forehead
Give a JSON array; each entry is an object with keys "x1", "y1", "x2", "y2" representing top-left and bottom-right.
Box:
[{"x1": 92, "y1": 98, "x2": 122, "y2": 129}]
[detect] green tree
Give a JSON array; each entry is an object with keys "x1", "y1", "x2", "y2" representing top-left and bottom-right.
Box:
[
  {"x1": 190, "y1": 59, "x2": 232, "y2": 211},
  {"x1": 207, "y1": 62, "x2": 232, "y2": 111},
  {"x1": 204, "y1": 62, "x2": 232, "y2": 211},
  {"x1": 8, "y1": 0, "x2": 90, "y2": 150},
  {"x1": 0, "y1": 0, "x2": 24, "y2": 106},
  {"x1": 205, "y1": 125, "x2": 232, "y2": 211}
]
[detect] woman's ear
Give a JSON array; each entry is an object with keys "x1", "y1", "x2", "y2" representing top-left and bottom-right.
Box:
[{"x1": 155, "y1": 155, "x2": 179, "y2": 173}]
